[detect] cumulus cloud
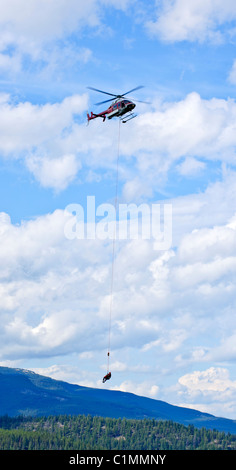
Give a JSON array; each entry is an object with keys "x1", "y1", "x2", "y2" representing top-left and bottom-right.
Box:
[
  {"x1": 1, "y1": 87, "x2": 236, "y2": 415},
  {"x1": 119, "y1": 92, "x2": 236, "y2": 181},
  {"x1": 0, "y1": 1, "x2": 98, "y2": 76},
  {"x1": 1, "y1": 168, "x2": 236, "y2": 360},
  {"x1": 177, "y1": 367, "x2": 236, "y2": 417},
  {"x1": 26, "y1": 154, "x2": 80, "y2": 190},
  {"x1": 113, "y1": 380, "x2": 159, "y2": 398},
  {"x1": 0, "y1": 0, "x2": 133, "y2": 41},
  {"x1": 0, "y1": 209, "x2": 110, "y2": 358},
  {"x1": 116, "y1": 92, "x2": 236, "y2": 200},
  {"x1": 146, "y1": 0, "x2": 236, "y2": 43},
  {"x1": 0, "y1": 0, "x2": 133, "y2": 76},
  {"x1": 179, "y1": 367, "x2": 236, "y2": 393},
  {"x1": 0, "y1": 93, "x2": 87, "y2": 154},
  {"x1": 0, "y1": 93, "x2": 87, "y2": 189},
  {"x1": 1, "y1": 90, "x2": 236, "y2": 193},
  {"x1": 177, "y1": 157, "x2": 206, "y2": 177},
  {"x1": 128, "y1": 92, "x2": 236, "y2": 163},
  {"x1": 1, "y1": 168, "x2": 236, "y2": 417}
]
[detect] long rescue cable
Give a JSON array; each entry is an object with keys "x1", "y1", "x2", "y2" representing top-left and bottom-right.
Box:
[{"x1": 103, "y1": 119, "x2": 121, "y2": 383}]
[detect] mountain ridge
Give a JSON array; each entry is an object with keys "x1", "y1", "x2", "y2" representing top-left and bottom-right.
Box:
[{"x1": 0, "y1": 366, "x2": 235, "y2": 434}]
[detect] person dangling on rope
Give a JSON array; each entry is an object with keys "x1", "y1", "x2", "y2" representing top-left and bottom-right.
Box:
[
  {"x1": 102, "y1": 371, "x2": 111, "y2": 383},
  {"x1": 103, "y1": 351, "x2": 111, "y2": 383}
]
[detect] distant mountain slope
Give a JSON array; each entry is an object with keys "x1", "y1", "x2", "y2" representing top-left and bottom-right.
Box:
[{"x1": 0, "y1": 366, "x2": 235, "y2": 434}]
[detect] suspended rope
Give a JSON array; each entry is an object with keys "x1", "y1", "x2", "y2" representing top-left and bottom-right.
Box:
[{"x1": 103, "y1": 119, "x2": 121, "y2": 383}]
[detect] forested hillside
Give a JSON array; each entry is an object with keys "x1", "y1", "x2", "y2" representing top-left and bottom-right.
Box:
[
  {"x1": 1, "y1": 367, "x2": 236, "y2": 434},
  {"x1": 0, "y1": 415, "x2": 235, "y2": 450}
]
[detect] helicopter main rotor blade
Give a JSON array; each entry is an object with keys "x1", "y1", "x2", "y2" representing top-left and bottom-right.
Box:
[
  {"x1": 87, "y1": 86, "x2": 117, "y2": 97},
  {"x1": 87, "y1": 85, "x2": 148, "y2": 106},
  {"x1": 95, "y1": 98, "x2": 115, "y2": 106},
  {"x1": 129, "y1": 98, "x2": 151, "y2": 104},
  {"x1": 121, "y1": 85, "x2": 144, "y2": 97}
]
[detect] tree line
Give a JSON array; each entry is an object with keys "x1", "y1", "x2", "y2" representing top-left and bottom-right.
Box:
[{"x1": 0, "y1": 414, "x2": 235, "y2": 450}]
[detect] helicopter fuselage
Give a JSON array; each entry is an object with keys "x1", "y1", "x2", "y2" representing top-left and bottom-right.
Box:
[
  {"x1": 107, "y1": 99, "x2": 135, "y2": 119},
  {"x1": 87, "y1": 98, "x2": 136, "y2": 122}
]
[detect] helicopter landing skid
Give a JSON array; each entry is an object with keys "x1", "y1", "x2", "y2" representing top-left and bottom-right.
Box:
[{"x1": 121, "y1": 112, "x2": 137, "y2": 123}]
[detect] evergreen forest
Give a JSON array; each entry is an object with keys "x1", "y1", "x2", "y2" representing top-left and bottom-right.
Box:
[{"x1": 0, "y1": 414, "x2": 235, "y2": 450}]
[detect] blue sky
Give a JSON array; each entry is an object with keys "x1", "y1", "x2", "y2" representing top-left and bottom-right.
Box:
[{"x1": 1, "y1": 0, "x2": 236, "y2": 419}]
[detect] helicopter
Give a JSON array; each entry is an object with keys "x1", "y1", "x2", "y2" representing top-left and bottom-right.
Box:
[{"x1": 87, "y1": 86, "x2": 148, "y2": 123}]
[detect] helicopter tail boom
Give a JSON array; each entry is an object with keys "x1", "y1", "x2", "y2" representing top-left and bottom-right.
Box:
[
  {"x1": 87, "y1": 111, "x2": 96, "y2": 121},
  {"x1": 87, "y1": 111, "x2": 107, "y2": 123}
]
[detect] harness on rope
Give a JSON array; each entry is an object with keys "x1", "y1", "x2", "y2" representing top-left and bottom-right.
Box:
[
  {"x1": 103, "y1": 352, "x2": 111, "y2": 383},
  {"x1": 102, "y1": 120, "x2": 121, "y2": 383}
]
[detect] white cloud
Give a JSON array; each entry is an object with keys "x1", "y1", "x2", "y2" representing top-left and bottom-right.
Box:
[
  {"x1": 0, "y1": 1, "x2": 100, "y2": 77},
  {"x1": 133, "y1": 92, "x2": 236, "y2": 162},
  {"x1": 146, "y1": 0, "x2": 236, "y2": 43},
  {"x1": 0, "y1": 0, "x2": 133, "y2": 75},
  {"x1": 0, "y1": 52, "x2": 21, "y2": 73},
  {"x1": 0, "y1": 93, "x2": 87, "y2": 189},
  {"x1": 27, "y1": 154, "x2": 80, "y2": 190},
  {"x1": 1, "y1": 109, "x2": 236, "y2": 414},
  {"x1": 113, "y1": 380, "x2": 159, "y2": 398},
  {"x1": 0, "y1": 209, "x2": 110, "y2": 357},
  {"x1": 119, "y1": 92, "x2": 236, "y2": 190},
  {"x1": 0, "y1": 0, "x2": 133, "y2": 43},
  {"x1": 1, "y1": 172, "x2": 236, "y2": 416},
  {"x1": 177, "y1": 367, "x2": 236, "y2": 418},
  {"x1": 0, "y1": 93, "x2": 87, "y2": 154},
  {"x1": 178, "y1": 217, "x2": 236, "y2": 264},
  {"x1": 1, "y1": 171, "x2": 236, "y2": 359},
  {"x1": 0, "y1": 0, "x2": 100, "y2": 44},
  {"x1": 177, "y1": 157, "x2": 206, "y2": 176},
  {"x1": 2, "y1": 91, "x2": 236, "y2": 193},
  {"x1": 206, "y1": 331, "x2": 236, "y2": 363},
  {"x1": 109, "y1": 92, "x2": 236, "y2": 201},
  {"x1": 179, "y1": 367, "x2": 236, "y2": 393}
]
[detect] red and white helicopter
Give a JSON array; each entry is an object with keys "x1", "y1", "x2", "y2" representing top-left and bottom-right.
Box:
[{"x1": 87, "y1": 86, "x2": 148, "y2": 124}]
